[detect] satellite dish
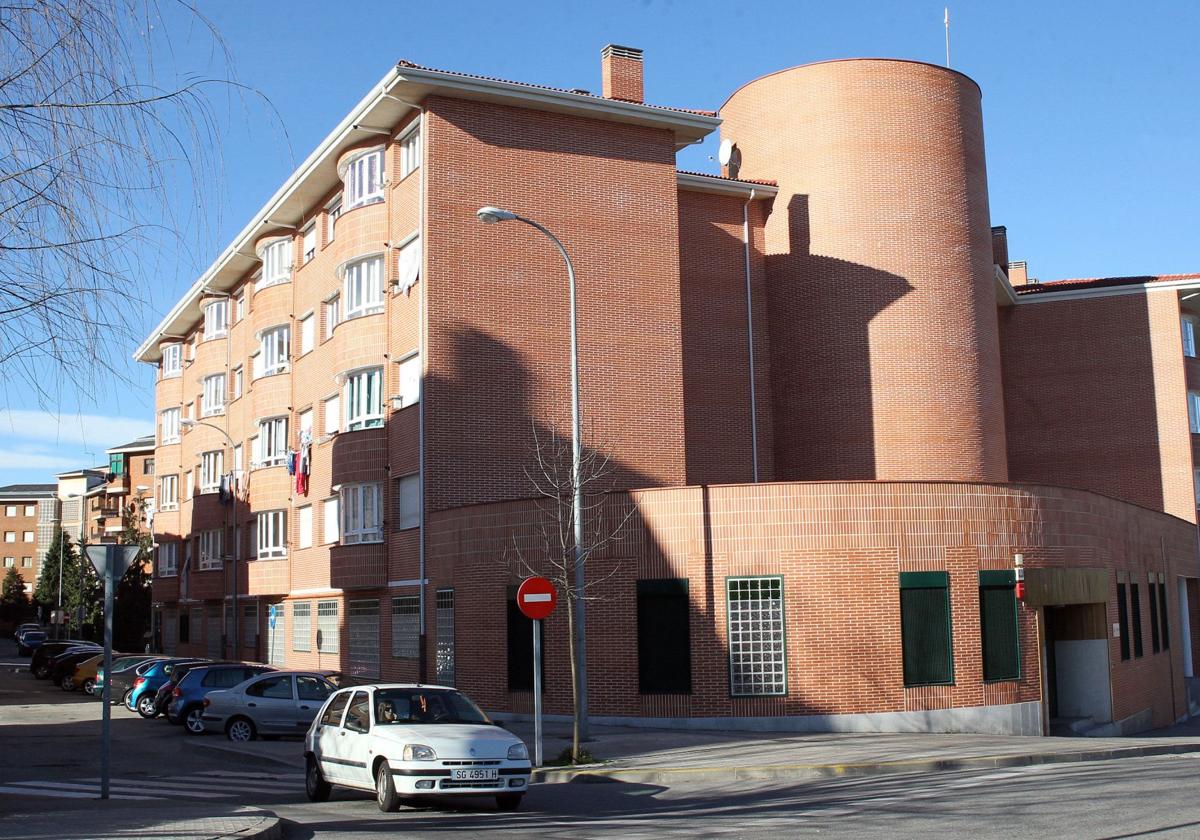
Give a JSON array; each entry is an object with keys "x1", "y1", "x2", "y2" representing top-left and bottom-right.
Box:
[{"x1": 718, "y1": 138, "x2": 735, "y2": 166}]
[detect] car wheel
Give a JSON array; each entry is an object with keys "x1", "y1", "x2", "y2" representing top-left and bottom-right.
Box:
[
  {"x1": 496, "y1": 793, "x2": 523, "y2": 812},
  {"x1": 226, "y1": 717, "x2": 256, "y2": 743},
  {"x1": 375, "y1": 759, "x2": 401, "y2": 812},
  {"x1": 305, "y1": 754, "x2": 331, "y2": 803},
  {"x1": 33, "y1": 664, "x2": 49, "y2": 679},
  {"x1": 136, "y1": 694, "x2": 158, "y2": 718},
  {"x1": 122, "y1": 689, "x2": 135, "y2": 710},
  {"x1": 61, "y1": 676, "x2": 75, "y2": 691},
  {"x1": 82, "y1": 679, "x2": 96, "y2": 696},
  {"x1": 184, "y1": 706, "x2": 206, "y2": 735}
]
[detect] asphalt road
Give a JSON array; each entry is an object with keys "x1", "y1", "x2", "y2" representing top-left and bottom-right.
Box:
[{"x1": 4, "y1": 641, "x2": 1200, "y2": 838}]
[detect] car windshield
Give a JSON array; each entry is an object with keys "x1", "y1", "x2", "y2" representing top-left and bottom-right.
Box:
[
  {"x1": 24, "y1": 632, "x2": 45, "y2": 641},
  {"x1": 373, "y1": 688, "x2": 491, "y2": 726}
]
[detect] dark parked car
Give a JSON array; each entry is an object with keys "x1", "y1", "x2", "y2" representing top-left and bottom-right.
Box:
[
  {"x1": 109, "y1": 657, "x2": 167, "y2": 707},
  {"x1": 16, "y1": 630, "x2": 47, "y2": 656},
  {"x1": 30, "y1": 641, "x2": 98, "y2": 678},
  {"x1": 167, "y1": 664, "x2": 275, "y2": 733},
  {"x1": 129, "y1": 658, "x2": 208, "y2": 717},
  {"x1": 51, "y1": 648, "x2": 127, "y2": 687},
  {"x1": 151, "y1": 659, "x2": 217, "y2": 716}
]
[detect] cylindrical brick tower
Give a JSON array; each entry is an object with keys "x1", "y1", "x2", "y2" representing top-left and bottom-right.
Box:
[{"x1": 721, "y1": 59, "x2": 1007, "y2": 482}]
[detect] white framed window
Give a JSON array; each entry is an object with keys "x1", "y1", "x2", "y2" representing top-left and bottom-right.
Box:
[
  {"x1": 394, "y1": 353, "x2": 420, "y2": 409},
  {"x1": 161, "y1": 343, "x2": 182, "y2": 378},
  {"x1": 185, "y1": 471, "x2": 194, "y2": 501},
  {"x1": 400, "y1": 123, "x2": 421, "y2": 178},
  {"x1": 257, "y1": 510, "x2": 286, "y2": 559},
  {"x1": 323, "y1": 497, "x2": 339, "y2": 544},
  {"x1": 23, "y1": 505, "x2": 34, "y2": 516},
  {"x1": 317, "y1": 600, "x2": 339, "y2": 654},
  {"x1": 257, "y1": 237, "x2": 292, "y2": 289},
  {"x1": 341, "y1": 482, "x2": 383, "y2": 544},
  {"x1": 257, "y1": 325, "x2": 290, "y2": 377},
  {"x1": 396, "y1": 234, "x2": 420, "y2": 295},
  {"x1": 302, "y1": 222, "x2": 316, "y2": 264},
  {"x1": 197, "y1": 529, "x2": 223, "y2": 570},
  {"x1": 159, "y1": 475, "x2": 178, "y2": 511},
  {"x1": 299, "y1": 408, "x2": 313, "y2": 438},
  {"x1": 342, "y1": 147, "x2": 385, "y2": 209},
  {"x1": 254, "y1": 417, "x2": 288, "y2": 467},
  {"x1": 2, "y1": 534, "x2": 11, "y2": 543},
  {"x1": 299, "y1": 314, "x2": 315, "y2": 355},
  {"x1": 231, "y1": 365, "x2": 243, "y2": 400},
  {"x1": 233, "y1": 444, "x2": 243, "y2": 473},
  {"x1": 4, "y1": 505, "x2": 14, "y2": 516},
  {"x1": 1190, "y1": 391, "x2": 1200, "y2": 434},
  {"x1": 343, "y1": 255, "x2": 384, "y2": 319},
  {"x1": 204, "y1": 299, "x2": 228, "y2": 339},
  {"x1": 201, "y1": 374, "x2": 226, "y2": 416},
  {"x1": 234, "y1": 292, "x2": 245, "y2": 323},
  {"x1": 324, "y1": 295, "x2": 340, "y2": 338},
  {"x1": 323, "y1": 395, "x2": 339, "y2": 436},
  {"x1": 298, "y1": 505, "x2": 313, "y2": 549},
  {"x1": 199, "y1": 450, "x2": 223, "y2": 493},
  {"x1": 727, "y1": 576, "x2": 787, "y2": 696},
  {"x1": 1184, "y1": 316, "x2": 1198, "y2": 359},
  {"x1": 326, "y1": 196, "x2": 342, "y2": 243},
  {"x1": 160, "y1": 408, "x2": 181, "y2": 445},
  {"x1": 343, "y1": 367, "x2": 383, "y2": 431},
  {"x1": 22, "y1": 531, "x2": 32, "y2": 542},
  {"x1": 396, "y1": 473, "x2": 420, "y2": 530},
  {"x1": 157, "y1": 542, "x2": 178, "y2": 577}
]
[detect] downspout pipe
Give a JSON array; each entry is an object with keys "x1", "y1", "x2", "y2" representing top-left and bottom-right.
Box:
[{"x1": 742, "y1": 189, "x2": 760, "y2": 483}]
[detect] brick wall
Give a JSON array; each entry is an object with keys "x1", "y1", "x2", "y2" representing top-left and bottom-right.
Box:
[{"x1": 1, "y1": 501, "x2": 43, "y2": 588}]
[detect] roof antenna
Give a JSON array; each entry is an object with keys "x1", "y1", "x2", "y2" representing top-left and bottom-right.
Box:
[{"x1": 944, "y1": 7, "x2": 951, "y2": 68}]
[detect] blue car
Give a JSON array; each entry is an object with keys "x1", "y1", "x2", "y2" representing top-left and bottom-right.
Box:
[
  {"x1": 167, "y1": 664, "x2": 274, "y2": 734},
  {"x1": 16, "y1": 630, "x2": 46, "y2": 656},
  {"x1": 128, "y1": 658, "x2": 208, "y2": 718}
]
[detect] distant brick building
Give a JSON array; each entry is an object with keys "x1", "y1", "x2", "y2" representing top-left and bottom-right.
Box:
[
  {"x1": 135, "y1": 49, "x2": 1200, "y2": 735},
  {"x1": 0, "y1": 484, "x2": 58, "y2": 594}
]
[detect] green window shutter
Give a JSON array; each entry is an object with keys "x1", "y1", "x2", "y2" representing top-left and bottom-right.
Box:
[
  {"x1": 979, "y1": 577, "x2": 1020, "y2": 682},
  {"x1": 899, "y1": 572, "x2": 953, "y2": 687}
]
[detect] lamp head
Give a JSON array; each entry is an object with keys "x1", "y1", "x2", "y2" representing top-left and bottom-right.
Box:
[
  {"x1": 179, "y1": 418, "x2": 196, "y2": 429},
  {"x1": 476, "y1": 206, "x2": 517, "y2": 225}
]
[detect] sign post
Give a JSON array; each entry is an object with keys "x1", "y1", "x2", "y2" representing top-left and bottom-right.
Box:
[
  {"x1": 516, "y1": 576, "x2": 557, "y2": 768},
  {"x1": 85, "y1": 544, "x2": 140, "y2": 801}
]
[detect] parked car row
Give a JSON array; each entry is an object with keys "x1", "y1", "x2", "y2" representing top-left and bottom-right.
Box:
[{"x1": 14, "y1": 623, "x2": 48, "y2": 656}]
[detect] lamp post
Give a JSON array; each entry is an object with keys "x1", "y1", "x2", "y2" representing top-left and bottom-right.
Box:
[
  {"x1": 180, "y1": 418, "x2": 239, "y2": 658},
  {"x1": 56, "y1": 493, "x2": 80, "y2": 640},
  {"x1": 476, "y1": 206, "x2": 588, "y2": 740}
]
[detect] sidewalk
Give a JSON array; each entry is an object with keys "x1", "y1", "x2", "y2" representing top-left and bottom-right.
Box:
[
  {"x1": 0, "y1": 803, "x2": 280, "y2": 840},
  {"x1": 188, "y1": 715, "x2": 1200, "y2": 786}
]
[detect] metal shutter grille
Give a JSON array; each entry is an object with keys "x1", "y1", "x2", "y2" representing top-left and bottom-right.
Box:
[
  {"x1": 391, "y1": 596, "x2": 419, "y2": 658},
  {"x1": 206, "y1": 605, "x2": 221, "y2": 659},
  {"x1": 900, "y1": 572, "x2": 953, "y2": 687},
  {"x1": 436, "y1": 589, "x2": 455, "y2": 686},
  {"x1": 979, "y1": 584, "x2": 1019, "y2": 681},
  {"x1": 347, "y1": 600, "x2": 379, "y2": 678},
  {"x1": 163, "y1": 608, "x2": 178, "y2": 654},
  {"x1": 637, "y1": 578, "x2": 692, "y2": 695},
  {"x1": 726, "y1": 577, "x2": 786, "y2": 696}
]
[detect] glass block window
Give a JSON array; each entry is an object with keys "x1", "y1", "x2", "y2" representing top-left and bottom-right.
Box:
[
  {"x1": 317, "y1": 599, "x2": 339, "y2": 654},
  {"x1": 726, "y1": 576, "x2": 786, "y2": 696},
  {"x1": 241, "y1": 602, "x2": 258, "y2": 646},
  {"x1": 292, "y1": 601, "x2": 311, "y2": 652},
  {"x1": 436, "y1": 588, "x2": 455, "y2": 686},
  {"x1": 391, "y1": 595, "x2": 420, "y2": 658},
  {"x1": 267, "y1": 605, "x2": 285, "y2": 666},
  {"x1": 900, "y1": 571, "x2": 954, "y2": 686},
  {"x1": 347, "y1": 600, "x2": 379, "y2": 678}
]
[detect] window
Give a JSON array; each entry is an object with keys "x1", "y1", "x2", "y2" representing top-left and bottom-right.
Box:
[
  {"x1": 1184, "y1": 316, "x2": 1198, "y2": 358},
  {"x1": 299, "y1": 314, "x2": 314, "y2": 355},
  {"x1": 3, "y1": 506, "x2": 13, "y2": 516},
  {"x1": 343, "y1": 147, "x2": 384, "y2": 209},
  {"x1": 22, "y1": 556, "x2": 32, "y2": 568},
  {"x1": 1149, "y1": 573, "x2": 1161, "y2": 654},
  {"x1": 298, "y1": 675, "x2": 331, "y2": 702},
  {"x1": 323, "y1": 395, "x2": 340, "y2": 436},
  {"x1": 257, "y1": 510, "x2": 286, "y2": 559},
  {"x1": 727, "y1": 577, "x2": 786, "y2": 696},
  {"x1": 1158, "y1": 573, "x2": 1171, "y2": 650},
  {"x1": 900, "y1": 572, "x2": 953, "y2": 686},
  {"x1": 507, "y1": 586, "x2": 545, "y2": 691},
  {"x1": 320, "y1": 691, "x2": 349, "y2": 727},
  {"x1": 23, "y1": 505, "x2": 34, "y2": 516},
  {"x1": 257, "y1": 237, "x2": 292, "y2": 289},
  {"x1": 317, "y1": 600, "x2": 339, "y2": 654},
  {"x1": 157, "y1": 546, "x2": 179, "y2": 579},
  {"x1": 436, "y1": 589, "x2": 455, "y2": 686},
  {"x1": 395, "y1": 473, "x2": 420, "y2": 530},
  {"x1": 1130, "y1": 582, "x2": 1144, "y2": 658},
  {"x1": 391, "y1": 595, "x2": 420, "y2": 658},
  {"x1": 247, "y1": 675, "x2": 293, "y2": 700},
  {"x1": 233, "y1": 444, "x2": 243, "y2": 474},
  {"x1": 231, "y1": 366, "x2": 243, "y2": 400},
  {"x1": 257, "y1": 325, "x2": 290, "y2": 377},
  {"x1": 204, "y1": 299, "x2": 228, "y2": 339},
  {"x1": 1117, "y1": 580, "x2": 1131, "y2": 661},
  {"x1": 302, "y1": 223, "x2": 316, "y2": 263},
  {"x1": 4, "y1": 557, "x2": 12, "y2": 568},
  {"x1": 299, "y1": 408, "x2": 313, "y2": 439},
  {"x1": 159, "y1": 475, "x2": 178, "y2": 511},
  {"x1": 343, "y1": 255, "x2": 384, "y2": 320},
  {"x1": 199, "y1": 450, "x2": 223, "y2": 493},
  {"x1": 324, "y1": 294, "x2": 340, "y2": 339},
  {"x1": 234, "y1": 292, "x2": 245, "y2": 323},
  {"x1": 292, "y1": 602, "x2": 312, "y2": 652},
  {"x1": 396, "y1": 235, "x2": 420, "y2": 295},
  {"x1": 144, "y1": 458, "x2": 155, "y2": 476},
  {"x1": 186, "y1": 471, "x2": 194, "y2": 501},
  {"x1": 201, "y1": 374, "x2": 226, "y2": 416},
  {"x1": 298, "y1": 505, "x2": 313, "y2": 549},
  {"x1": 400, "y1": 123, "x2": 421, "y2": 178},
  {"x1": 160, "y1": 408, "x2": 181, "y2": 444},
  {"x1": 109, "y1": 452, "x2": 126, "y2": 476},
  {"x1": 198, "y1": 529, "x2": 223, "y2": 570},
  {"x1": 344, "y1": 690, "x2": 370, "y2": 732},
  {"x1": 395, "y1": 353, "x2": 420, "y2": 409},
  {"x1": 161, "y1": 343, "x2": 182, "y2": 378},
  {"x1": 323, "y1": 497, "x2": 339, "y2": 544},
  {"x1": 347, "y1": 600, "x2": 380, "y2": 678},
  {"x1": 254, "y1": 417, "x2": 288, "y2": 467},
  {"x1": 326, "y1": 196, "x2": 342, "y2": 243},
  {"x1": 3, "y1": 533, "x2": 12, "y2": 543},
  {"x1": 341, "y1": 482, "x2": 383, "y2": 544},
  {"x1": 638, "y1": 579, "x2": 692, "y2": 694},
  {"x1": 343, "y1": 367, "x2": 383, "y2": 430},
  {"x1": 979, "y1": 571, "x2": 1020, "y2": 681}
]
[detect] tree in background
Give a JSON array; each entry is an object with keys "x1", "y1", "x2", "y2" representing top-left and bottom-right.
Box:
[
  {"x1": 1, "y1": 566, "x2": 30, "y2": 626},
  {"x1": 114, "y1": 496, "x2": 154, "y2": 650},
  {"x1": 34, "y1": 530, "x2": 101, "y2": 640}
]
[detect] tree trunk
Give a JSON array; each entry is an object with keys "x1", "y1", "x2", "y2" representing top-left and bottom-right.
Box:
[{"x1": 565, "y1": 586, "x2": 581, "y2": 763}]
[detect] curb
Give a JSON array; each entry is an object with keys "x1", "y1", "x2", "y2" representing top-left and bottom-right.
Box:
[
  {"x1": 531, "y1": 741, "x2": 1200, "y2": 785},
  {"x1": 227, "y1": 814, "x2": 283, "y2": 840},
  {"x1": 190, "y1": 739, "x2": 302, "y2": 771}
]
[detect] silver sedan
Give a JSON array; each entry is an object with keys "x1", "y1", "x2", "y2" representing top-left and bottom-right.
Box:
[{"x1": 201, "y1": 671, "x2": 336, "y2": 741}]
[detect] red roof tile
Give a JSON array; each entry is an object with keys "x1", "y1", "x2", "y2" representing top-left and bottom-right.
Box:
[
  {"x1": 676, "y1": 169, "x2": 778, "y2": 187},
  {"x1": 1016, "y1": 273, "x2": 1200, "y2": 295}
]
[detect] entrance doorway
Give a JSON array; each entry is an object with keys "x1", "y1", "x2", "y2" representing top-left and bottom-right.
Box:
[{"x1": 1043, "y1": 603, "x2": 1111, "y2": 725}]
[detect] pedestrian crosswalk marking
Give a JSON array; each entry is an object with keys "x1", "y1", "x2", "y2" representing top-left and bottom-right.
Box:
[{"x1": 0, "y1": 772, "x2": 302, "y2": 802}]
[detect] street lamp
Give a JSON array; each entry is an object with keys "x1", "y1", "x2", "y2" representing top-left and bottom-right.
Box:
[
  {"x1": 180, "y1": 418, "x2": 240, "y2": 657},
  {"x1": 476, "y1": 205, "x2": 589, "y2": 740},
  {"x1": 54, "y1": 492, "x2": 80, "y2": 640}
]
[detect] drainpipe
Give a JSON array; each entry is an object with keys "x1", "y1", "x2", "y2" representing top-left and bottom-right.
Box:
[{"x1": 742, "y1": 189, "x2": 759, "y2": 483}]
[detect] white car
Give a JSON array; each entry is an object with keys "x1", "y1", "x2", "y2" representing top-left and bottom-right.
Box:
[{"x1": 304, "y1": 683, "x2": 532, "y2": 812}]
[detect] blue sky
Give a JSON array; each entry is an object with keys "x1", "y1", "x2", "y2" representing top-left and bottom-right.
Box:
[{"x1": 4, "y1": 0, "x2": 1198, "y2": 485}]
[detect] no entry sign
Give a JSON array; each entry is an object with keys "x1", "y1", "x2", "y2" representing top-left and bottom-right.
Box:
[{"x1": 517, "y1": 576, "x2": 557, "y2": 621}]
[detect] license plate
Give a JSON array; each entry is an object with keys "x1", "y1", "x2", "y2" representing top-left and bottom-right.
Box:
[{"x1": 451, "y1": 768, "x2": 498, "y2": 781}]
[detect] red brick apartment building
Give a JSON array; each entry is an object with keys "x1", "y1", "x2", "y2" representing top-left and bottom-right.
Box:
[
  {"x1": 0, "y1": 484, "x2": 59, "y2": 594},
  {"x1": 136, "y1": 47, "x2": 1200, "y2": 736}
]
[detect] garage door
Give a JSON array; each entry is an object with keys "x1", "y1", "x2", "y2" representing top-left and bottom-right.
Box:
[{"x1": 206, "y1": 605, "x2": 222, "y2": 658}]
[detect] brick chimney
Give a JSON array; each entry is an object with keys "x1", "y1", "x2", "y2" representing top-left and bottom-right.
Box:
[
  {"x1": 991, "y1": 226, "x2": 1009, "y2": 269},
  {"x1": 601, "y1": 44, "x2": 644, "y2": 103}
]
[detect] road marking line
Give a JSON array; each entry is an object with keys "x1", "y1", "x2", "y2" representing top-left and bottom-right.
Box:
[{"x1": 0, "y1": 784, "x2": 154, "y2": 801}]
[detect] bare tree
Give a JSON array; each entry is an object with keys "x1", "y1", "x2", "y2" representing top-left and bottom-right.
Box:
[
  {"x1": 0, "y1": 1, "x2": 273, "y2": 407},
  {"x1": 507, "y1": 419, "x2": 634, "y2": 764}
]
